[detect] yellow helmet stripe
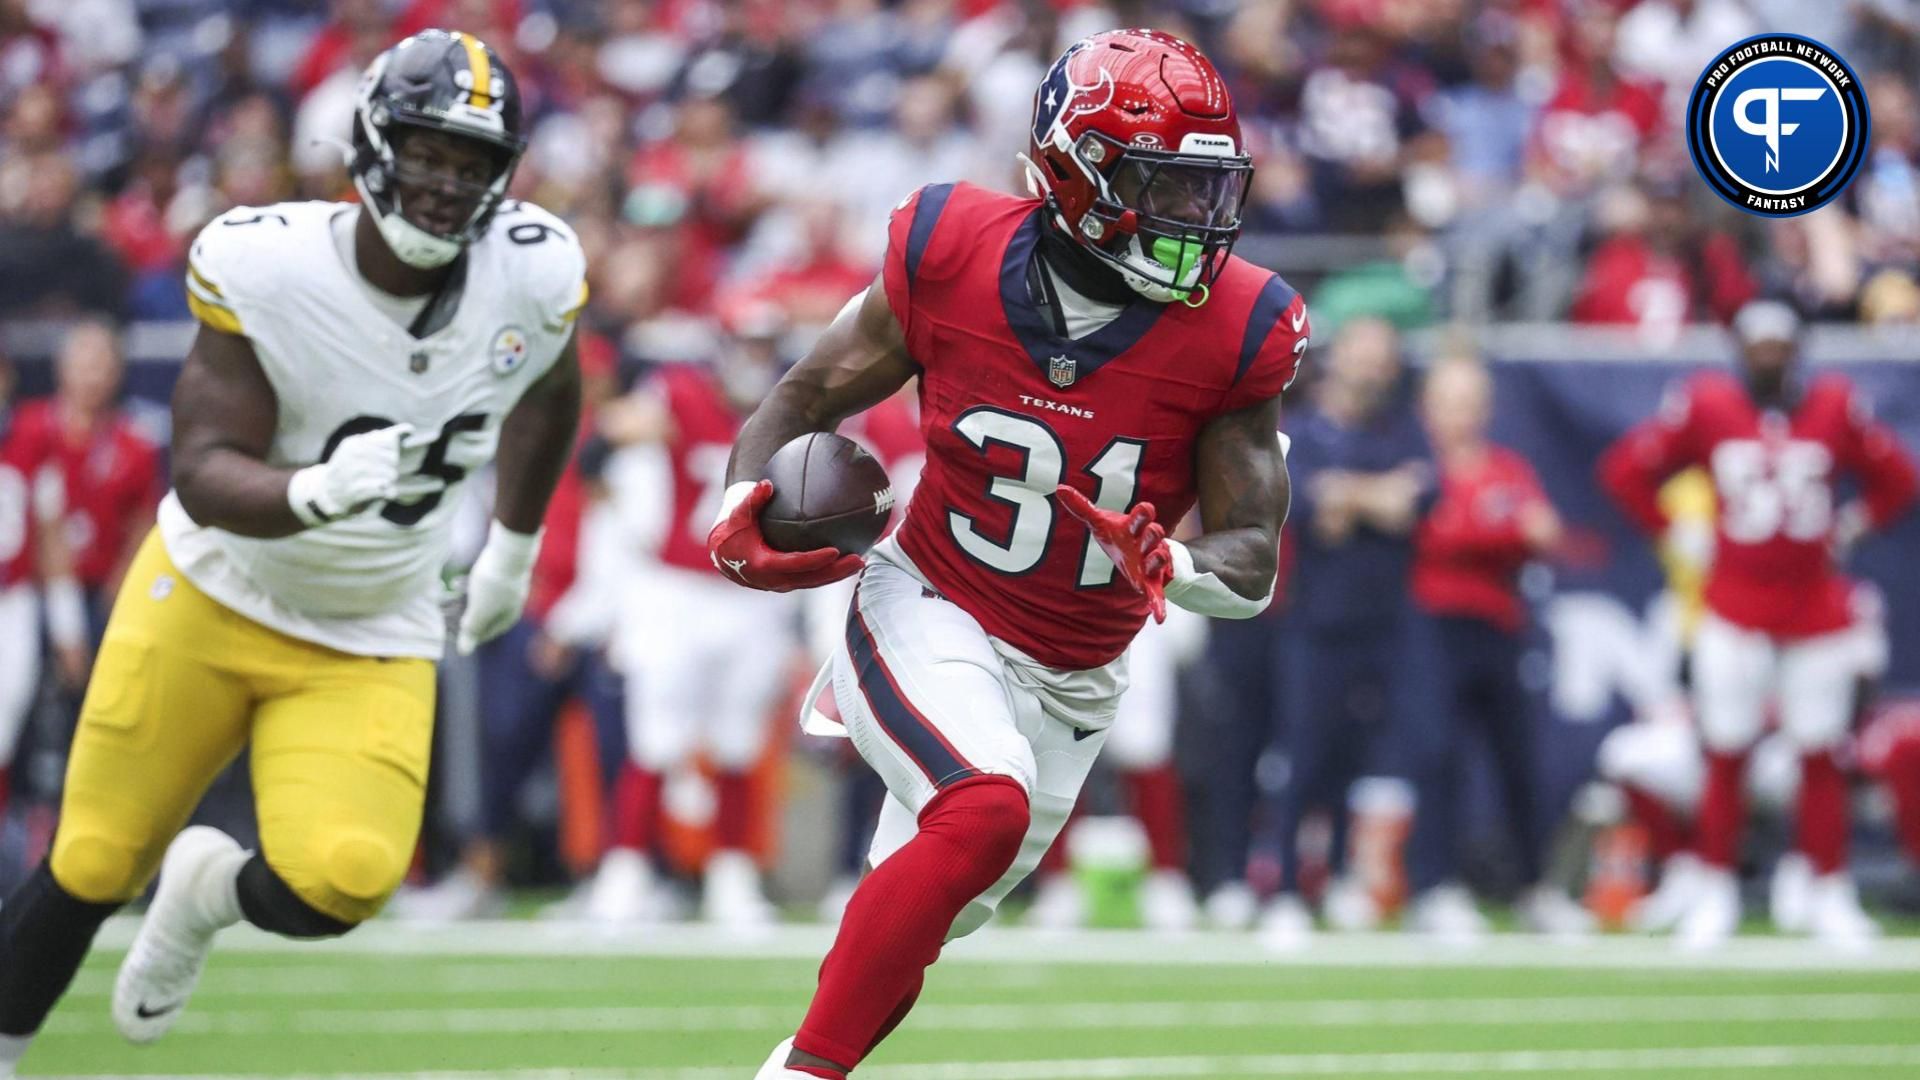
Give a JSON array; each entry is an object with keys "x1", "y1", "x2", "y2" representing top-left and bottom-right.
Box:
[{"x1": 456, "y1": 32, "x2": 492, "y2": 108}]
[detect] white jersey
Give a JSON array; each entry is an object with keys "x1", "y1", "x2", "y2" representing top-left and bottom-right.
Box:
[{"x1": 159, "y1": 199, "x2": 587, "y2": 658}]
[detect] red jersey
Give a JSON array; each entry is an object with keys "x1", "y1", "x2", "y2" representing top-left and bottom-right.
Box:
[
  {"x1": 13, "y1": 400, "x2": 160, "y2": 589},
  {"x1": 1600, "y1": 372, "x2": 1918, "y2": 639},
  {"x1": 656, "y1": 363, "x2": 744, "y2": 574},
  {"x1": 1412, "y1": 445, "x2": 1550, "y2": 634},
  {"x1": 0, "y1": 409, "x2": 59, "y2": 589},
  {"x1": 883, "y1": 183, "x2": 1307, "y2": 670}
]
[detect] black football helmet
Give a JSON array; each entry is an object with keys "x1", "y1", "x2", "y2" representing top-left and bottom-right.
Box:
[{"x1": 350, "y1": 29, "x2": 527, "y2": 268}]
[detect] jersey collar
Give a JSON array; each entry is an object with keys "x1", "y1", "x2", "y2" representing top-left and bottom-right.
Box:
[{"x1": 998, "y1": 209, "x2": 1164, "y2": 386}]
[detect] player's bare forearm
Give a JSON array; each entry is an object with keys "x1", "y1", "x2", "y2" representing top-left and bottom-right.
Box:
[
  {"x1": 728, "y1": 276, "x2": 916, "y2": 485},
  {"x1": 170, "y1": 326, "x2": 306, "y2": 538},
  {"x1": 494, "y1": 331, "x2": 583, "y2": 534},
  {"x1": 1187, "y1": 396, "x2": 1290, "y2": 601}
]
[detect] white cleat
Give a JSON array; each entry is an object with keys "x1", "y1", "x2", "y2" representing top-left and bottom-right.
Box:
[
  {"x1": 1139, "y1": 869, "x2": 1199, "y2": 932},
  {"x1": 1322, "y1": 877, "x2": 1383, "y2": 932},
  {"x1": 816, "y1": 875, "x2": 860, "y2": 925},
  {"x1": 1518, "y1": 885, "x2": 1595, "y2": 938},
  {"x1": 702, "y1": 850, "x2": 776, "y2": 930},
  {"x1": 1807, "y1": 873, "x2": 1879, "y2": 953},
  {"x1": 1631, "y1": 852, "x2": 1706, "y2": 933},
  {"x1": 388, "y1": 867, "x2": 504, "y2": 923},
  {"x1": 1026, "y1": 874, "x2": 1085, "y2": 930},
  {"x1": 112, "y1": 827, "x2": 243, "y2": 1044},
  {"x1": 1257, "y1": 893, "x2": 1315, "y2": 951},
  {"x1": 1675, "y1": 867, "x2": 1740, "y2": 952},
  {"x1": 1203, "y1": 881, "x2": 1258, "y2": 931},
  {"x1": 1407, "y1": 885, "x2": 1488, "y2": 946},
  {"x1": 584, "y1": 847, "x2": 658, "y2": 925},
  {"x1": 1768, "y1": 853, "x2": 1815, "y2": 935},
  {"x1": 755, "y1": 1037, "x2": 821, "y2": 1079}
]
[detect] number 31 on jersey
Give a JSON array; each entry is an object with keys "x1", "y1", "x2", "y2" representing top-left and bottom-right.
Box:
[{"x1": 947, "y1": 407, "x2": 1144, "y2": 587}]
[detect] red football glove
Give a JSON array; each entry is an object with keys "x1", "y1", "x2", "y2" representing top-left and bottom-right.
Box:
[
  {"x1": 1055, "y1": 484, "x2": 1172, "y2": 623},
  {"x1": 707, "y1": 480, "x2": 864, "y2": 593}
]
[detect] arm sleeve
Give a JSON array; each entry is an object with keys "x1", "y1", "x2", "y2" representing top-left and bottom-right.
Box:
[
  {"x1": 1835, "y1": 383, "x2": 1920, "y2": 529},
  {"x1": 1598, "y1": 381, "x2": 1701, "y2": 535}
]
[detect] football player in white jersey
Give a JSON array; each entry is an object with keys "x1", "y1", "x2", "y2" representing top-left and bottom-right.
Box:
[{"x1": 0, "y1": 31, "x2": 585, "y2": 1073}]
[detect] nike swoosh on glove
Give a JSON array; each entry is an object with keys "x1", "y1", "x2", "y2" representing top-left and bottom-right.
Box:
[
  {"x1": 707, "y1": 479, "x2": 863, "y2": 593},
  {"x1": 1055, "y1": 484, "x2": 1172, "y2": 623}
]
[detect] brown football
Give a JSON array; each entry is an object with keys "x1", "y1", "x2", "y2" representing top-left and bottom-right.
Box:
[{"x1": 759, "y1": 432, "x2": 895, "y2": 555}]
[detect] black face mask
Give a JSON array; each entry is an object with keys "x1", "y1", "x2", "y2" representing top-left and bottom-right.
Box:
[{"x1": 1037, "y1": 219, "x2": 1136, "y2": 306}]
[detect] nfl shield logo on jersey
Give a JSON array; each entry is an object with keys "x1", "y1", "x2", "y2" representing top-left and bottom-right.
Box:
[
  {"x1": 1048, "y1": 355, "x2": 1077, "y2": 388},
  {"x1": 490, "y1": 326, "x2": 530, "y2": 375}
]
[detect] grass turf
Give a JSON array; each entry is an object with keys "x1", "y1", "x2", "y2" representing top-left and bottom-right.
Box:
[{"x1": 24, "y1": 921, "x2": 1920, "y2": 1078}]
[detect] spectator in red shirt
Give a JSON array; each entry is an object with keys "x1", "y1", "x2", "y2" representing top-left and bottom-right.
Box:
[
  {"x1": 1529, "y1": 5, "x2": 1663, "y2": 199},
  {"x1": 1571, "y1": 181, "x2": 1758, "y2": 336},
  {"x1": 1397, "y1": 353, "x2": 1589, "y2": 938},
  {"x1": 15, "y1": 321, "x2": 161, "y2": 626}
]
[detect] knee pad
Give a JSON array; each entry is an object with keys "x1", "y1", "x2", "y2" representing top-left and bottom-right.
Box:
[
  {"x1": 312, "y1": 829, "x2": 409, "y2": 923},
  {"x1": 247, "y1": 827, "x2": 408, "y2": 932},
  {"x1": 921, "y1": 775, "x2": 1031, "y2": 880},
  {"x1": 48, "y1": 832, "x2": 145, "y2": 905},
  {"x1": 235, "y1": 855, "x2": 357, "y2": 938}
]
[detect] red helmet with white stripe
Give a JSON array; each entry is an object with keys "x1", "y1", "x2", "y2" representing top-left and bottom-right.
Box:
[{"x1": 1023, "y1": 29, "x2": 1252, "y2": 304}]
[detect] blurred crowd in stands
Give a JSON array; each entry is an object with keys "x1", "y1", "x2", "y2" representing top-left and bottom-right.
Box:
[{"x1": 6, "y1": 0, "x2": 1920, "y2": 342}]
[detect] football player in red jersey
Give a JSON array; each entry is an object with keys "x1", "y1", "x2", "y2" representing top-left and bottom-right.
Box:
[
  {"x1": 591, "y1": 299, "x2": 797, "y2": 928},
  {"x1": 708, "y1": 31, "x2": 1307, "y2": 1078},
  {"x1": 13, "y1": 323, "x2": 162, "y2": 613},
  {"x1": 1600, "y1": 300, "x2": 1919, "y2": 950},
  {"x1": 0, "y1": 355, "x2": 88, "y2": 811}
]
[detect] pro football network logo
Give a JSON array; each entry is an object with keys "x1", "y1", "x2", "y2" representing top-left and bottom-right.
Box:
[{"x1": 1686, "y1": 34, "x2": 1869, "y2": 217}]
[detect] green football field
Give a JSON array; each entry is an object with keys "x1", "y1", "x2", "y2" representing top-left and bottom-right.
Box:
[{"x1": 24, "y1": 919, "x2": 1920, "y2": 1078}]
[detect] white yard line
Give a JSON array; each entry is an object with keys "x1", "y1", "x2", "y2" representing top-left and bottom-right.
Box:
[
  {"x1": 40, "y1": 992, "x2": 1920, "y2": 1038},
  {"x1": 57, "y1": 1043, "x2": 1920, "y2": 1079},
  {"x1": 83, "y1": 917, "x2": 1920, "y2": 972}
]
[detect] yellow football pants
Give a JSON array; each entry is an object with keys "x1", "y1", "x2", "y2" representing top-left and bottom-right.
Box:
[{"x1": 49, "y1": 531, "x2": 436, "y2": 925}]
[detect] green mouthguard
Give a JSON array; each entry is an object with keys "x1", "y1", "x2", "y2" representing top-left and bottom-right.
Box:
[{"x1": 1151, "y1": 236, "x2": 1203, "y2": 302}]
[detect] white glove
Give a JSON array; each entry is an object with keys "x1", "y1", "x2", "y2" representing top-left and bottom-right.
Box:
[
  {"x1": 287, "y1": 424, "x2": 423, "y2": 528},
  {"x1": 457, "y1": 521, "x2": 542, "y2": 655}
]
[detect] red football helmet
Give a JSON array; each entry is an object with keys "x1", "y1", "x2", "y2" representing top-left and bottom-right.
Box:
[{"x1": 1023, "y1": 29, "x2": 1252, "y2": 304}]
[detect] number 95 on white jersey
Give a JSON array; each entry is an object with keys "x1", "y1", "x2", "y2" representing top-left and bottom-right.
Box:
[{"x1": 160, "y1": 198, "x2": 588, "y2": 659}]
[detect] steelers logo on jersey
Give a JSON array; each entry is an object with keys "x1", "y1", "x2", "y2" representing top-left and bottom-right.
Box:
[
  {"x1": 1686, "y1": 33, "x2": 1869, "y2": 218},
  {"x1": 489, "y1": 326, "x2": 530, "y2": 375}
]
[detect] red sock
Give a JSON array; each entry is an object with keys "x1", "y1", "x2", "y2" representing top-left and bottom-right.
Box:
[
  {"x1": 1797, "y1": 750, "x2": 1849, "y2": 875},
  {"x1": 1622, "y1": 783, "x2": 1689, "y2": 862},
  {"x1": 867, "y1": 971, "x2": 925, "y2": 1056},
  {"x1": 715, "y1": 770, "x2": 753, "y2": 852},
  {"x1": 1882, "y1": 742, "x2": 1920, "y2": 865},
  {"x1": 1695, "y1": 750, "x2": 1748, "y2": 870},
  {"x1": 794, "y1": 776, "x2": 1029, "y2": 1069},
  {"x1": 1038, "y1": 807, "x2": 1075, "y2": 877},
  {"x1": 1124, "y1": 764, "x2": 1187, "y2": 871},
  {"x1": 611, "y1": 763, "x2": 662, "y2": 853}
]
